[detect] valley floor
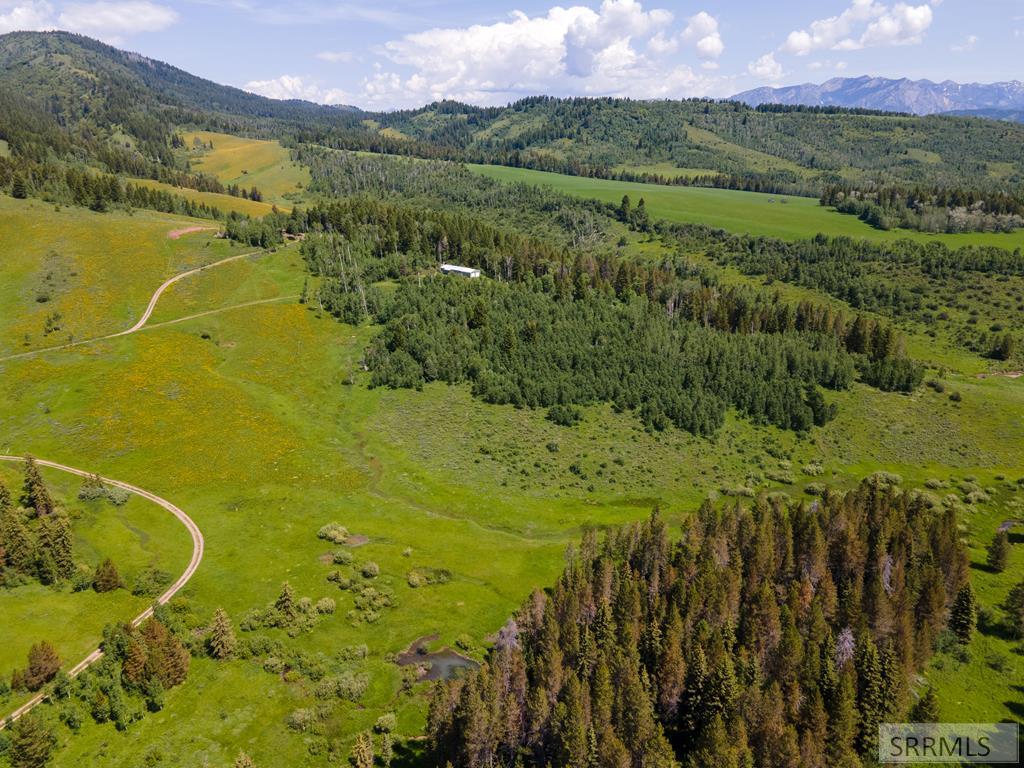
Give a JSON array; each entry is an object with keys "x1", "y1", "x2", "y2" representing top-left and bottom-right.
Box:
[{"x1": 0, "y1": 178, "x2": 1021, "y2": 765}]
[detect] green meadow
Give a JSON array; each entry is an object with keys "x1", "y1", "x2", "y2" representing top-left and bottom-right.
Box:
[
  {"x1": 471, "y1": 164, "x2": 1024, "y2": 250},
  {"x1": 1, "y1": 151, "x2": 1023, "y2": 763},
  {"x1": 183, "y1": 131, "x2": 311, "y2": 207}
]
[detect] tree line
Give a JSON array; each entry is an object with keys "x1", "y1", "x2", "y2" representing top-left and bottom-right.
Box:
[{"x1": 427, "y1": 478, "x2": 971, "y2": 768}]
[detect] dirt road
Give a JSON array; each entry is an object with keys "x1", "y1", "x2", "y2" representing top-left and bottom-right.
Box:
[{"x1": 0, "y1": 456, "x2": 204, "y2": 728}]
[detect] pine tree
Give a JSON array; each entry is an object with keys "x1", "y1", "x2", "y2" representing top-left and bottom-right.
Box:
[
  {"x1": 855, "y1": 635, "x2": 884, "y2": 756},
  {"x1": 911, "y1": 686, "x2": 940, "y2": 722},
  {"x1": 275, "y1": 581, "x2": 296, "y2": 624},
  {"x1": 0, "y1": 506, "x2": 34, "y2": 573},
  {"x1": 11, "y1": 174, "x2": 28, "y2": 200},
  {"x1": 350, "y1": 730, "x2": 374, "y2": 768},
  {"x1": 986, "y1": 531, "x2": 1009, "y2": 573},
  {"x1": 8, "y1": 712, "x2": 56, "y2": 768},
  {"x1": 949, "y1": 583, "x2": 977, "y2": 644},
  {"x1": 22, "y1": 457, "x2": 53, "y2": 517},
  {"x1": 207, "y1": 608, "x2": 237, "y2": 659},
  {"x1": 37, "y1": 513, "x2": 74, "y2": 580},
  {"x1": 23, "y1": 640, "x2": 61, "y2": 691},
  {"x1": 93, "y1": 558, "x2": 123, "y2": 592},
  {"x1": 1003, "y1": 579, "x2": 1024, "y2": 639}
]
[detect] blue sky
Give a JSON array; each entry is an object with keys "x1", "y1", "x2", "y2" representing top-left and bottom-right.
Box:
[{"x1": 1, "y1": 0, "x2": 1022, "y2": 108}]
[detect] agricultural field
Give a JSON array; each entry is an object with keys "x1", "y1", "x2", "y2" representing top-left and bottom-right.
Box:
[
  {"x1": 471, "y1": 164, "x2": 1024, "y2": 249},
  {"x1": 182, "y1": 131, "x2": 311, "y2": 207}
]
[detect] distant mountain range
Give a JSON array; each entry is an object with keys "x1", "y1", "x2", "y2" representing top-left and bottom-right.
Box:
[{"x1": 732, "y1": 76, "x2": 1024, "y2": 120}]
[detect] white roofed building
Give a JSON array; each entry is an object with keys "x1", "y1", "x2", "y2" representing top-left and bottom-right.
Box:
[{"x1": 440, "y1": 263, "x2": 481, "y2": 278}]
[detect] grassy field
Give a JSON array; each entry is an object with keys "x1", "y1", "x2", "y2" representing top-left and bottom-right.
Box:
[
  {"x1": 471, "y1": 164, "x2": 1024, "y2": 250},
  {"x1": 130, "y1": 178, "x2": 281, "y2": 217},
  {"x1": 1, "y1": 158, "x2": 1022, "y2": 764},
  {"x1": 0, "y1": 196, "x2": 237, "y2": 357},
  {"x1": 183, "y1": 131, "x2": 310, "y2": 207},
  {"x1": 0, "y1": 462, "x2": 192, "y2": 711}
]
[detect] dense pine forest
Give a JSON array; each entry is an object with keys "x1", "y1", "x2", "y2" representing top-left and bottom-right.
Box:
[{"x1": 427, "y1": 479, "x2": 971, "y2": 768}]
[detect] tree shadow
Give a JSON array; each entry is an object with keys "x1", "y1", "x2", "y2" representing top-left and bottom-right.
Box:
[{"x1": 392, "y1": 739, "x2": 428, "y2": 768}]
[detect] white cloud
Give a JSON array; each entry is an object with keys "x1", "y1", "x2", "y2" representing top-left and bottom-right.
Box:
[
  {"x1": 243, "y1": 74, "x2": 350, "y2": 105},
  {"x1": 682, "y1": 10, "x2": 723, "y2": 59},
  {"x1": 781, "y1": 0, "x2": 933, "y2": 55},
  {"x1": 859, "y1": 2, "x2": 933, "y2": 48},
  {"x1": 58, "y1": 1, "x2": 177, "y2": 36},
  {"x1": 0, "y1": 0, "x2": 176, "y2": 38},
  {"x1": 316, "y1": 50, "x2": 354, "y2": 63},
  {"x1": 360, "y1": 0, "x2": 725, "y2": 107},
  {"x1": 747, "y1": 52, "x2": 783, "y2": 81},
  {"x1": 950, "y1": 34, "x2": 977, "y2": 52},
  {"x1": 0, "y1": 1, "x2": 54, "y2": 34}
]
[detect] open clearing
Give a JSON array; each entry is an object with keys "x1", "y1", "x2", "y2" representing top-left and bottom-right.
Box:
[
  {"x1": 1, "y1": 192, "x2": 1021, "y2": 764},
  {"x1": 471, "y1": 164, "x2": 1024, "y2": 249},
  {"x1": 183, "y1": 130, "x2": 311, "y2": 207}
]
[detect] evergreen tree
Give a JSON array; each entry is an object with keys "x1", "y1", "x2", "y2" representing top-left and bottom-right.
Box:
[
  {"x1": 948, "y1": 583, "x2": 977, "y2": 644},
  {"x1": 93, "y1": 558, "x2": 123, "y2": 592},
  {"x1": 8, "y1": 712, "x2": 57, "y2": 768},
  {"x1": 986, "y1": 531, "x2": 1009, "y2": 573},
  {"x1": 22, "y1": 457, "x2": 53, "y2": 517},
  {"x1": 1, "y1": 506, "x2": 36, "y2": 573},
  {"x1": 207, "y1": 608, "x2": 237, "y2": 659},
  {"x1": 275, "y1": 582, "x2": 296, "y2": 624},
  {"x1": 11, "y1": 173, "x2": 28, "y2": 200},
  {"x1": 23, "y1": 640, "x2": 61, "y2": 691},
  {"x1": 911, "y1": 686, "x2": 940, "y2": 722},
  {"x1": 37, "y1": 514, "x2": 74, "y2": 580},
  {"x1": 1003, "y1": 579, "x2": 1024, "y2": 639}
]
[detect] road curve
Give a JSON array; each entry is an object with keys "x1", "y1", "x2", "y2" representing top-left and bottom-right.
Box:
[
  {"x1": 0, "y1": 250, "x2": 261, "y2": 364},
  {"x1": 0, "y1": 456, "x2": 204, "y2": 728}
]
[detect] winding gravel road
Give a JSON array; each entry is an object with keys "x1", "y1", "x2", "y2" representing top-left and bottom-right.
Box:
[{"x1": 0, "y1": 456, "x2": 204, "y2": 728}]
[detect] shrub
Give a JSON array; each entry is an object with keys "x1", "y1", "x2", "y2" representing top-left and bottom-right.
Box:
[
  {"x1": 317, "y1": 523, "x2": 349, "y2": 544},
  {"x1": 287, "y1": 708, "x2": 316, "y2": 732},
  {"x1": 315, "y1": 598, "x2": 336, "y2": 615},
  {"x1": 375, "y1": 712, "x2": 397, "y2": 733},
  {"x1": 361, "y1": 562, "x2": 380, "y2": 579},
  {"x1": 332, "y1": 550, "x2": 353, "y2": 565},
  {"x1": 546, "y1": 404, "x2": 582, "y2": 427},
  {"x1": 106, "y1": 486, "x2": 130, "y2": 506}
]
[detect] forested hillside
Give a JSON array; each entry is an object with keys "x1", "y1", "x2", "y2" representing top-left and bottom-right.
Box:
[{"x1": 427, "y1": 479, "x2": 971, "y2": 768}]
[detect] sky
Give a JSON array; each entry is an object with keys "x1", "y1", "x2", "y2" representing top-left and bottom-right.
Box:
[{"x1": 1, "y1": 0, "x2": 1022, "y2": 109}]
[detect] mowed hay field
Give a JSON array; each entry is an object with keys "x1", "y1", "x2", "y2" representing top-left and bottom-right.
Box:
[
  {"x1": 1, "y1": 176, "x2": 1022, "y2": 762},
  {"x1": 471, "y1": 164, "x2": 1024, "y2": 250},
  {"x1": 183, "y1": 130, "x2": 311, "y2": 206},
  {"x1": 0, "y1": 196, "x2": 237, "y2": 356}
]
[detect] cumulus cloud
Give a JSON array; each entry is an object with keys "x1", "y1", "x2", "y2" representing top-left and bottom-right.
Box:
[
  {"x1": 0, "y1": 0, "x2": 176, "y2": 38},
  {"x1": 780, "y1": 0, "x2": 933, "y2": 55},
  {"x1": 0, "y1": 1, "x2": 54, "y2": 34},
  {"x1": 747, "y1": 52, "x2": 783, "y2": 81},
  {"x1": 243, "y1": 74, "x2": 350, "y2": 104},
  {"x1": 682, "y1": 11, "x2": 723, "y2": 59},
  {"x1": 358, "y1": 0, "x2": 724, "y2": 107}
]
